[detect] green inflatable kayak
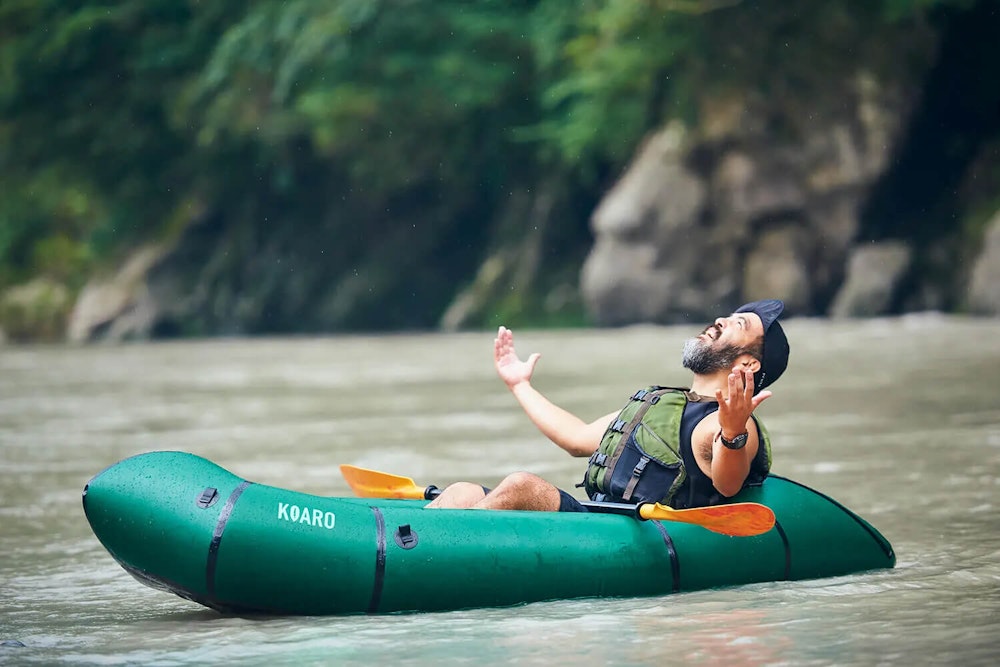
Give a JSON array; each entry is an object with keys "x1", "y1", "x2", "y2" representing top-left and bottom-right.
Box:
[{"x1": 82, "y1": 451, "x2": 894, "y2": 615}]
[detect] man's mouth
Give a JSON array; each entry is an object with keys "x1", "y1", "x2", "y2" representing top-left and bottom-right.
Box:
[{"x1": 701, "y1": 324, "x2": 722, "y2": 341}]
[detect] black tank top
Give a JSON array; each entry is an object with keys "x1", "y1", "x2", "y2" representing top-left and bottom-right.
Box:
[{"x1": 675, "y1": 399, "x2": 768, "y2": 509}]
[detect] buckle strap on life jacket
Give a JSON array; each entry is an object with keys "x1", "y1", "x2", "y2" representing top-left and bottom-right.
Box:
[
  {"x1": 577, "y1": 451, "x2": 609, "y2": 488},
  {"x1": 606, "y1": 387, "x2": 674, "y2": 466},
  {"x1": 588, "y1": 451, "x2": 608, "y2": 467},
  {"x1": 581, "y1": 386, "x2": 690, "y2": 495},
  {"x1": 631, "y1": 389, "x2": 661, "y2": 405},
  {"x1": 591, "y1": 387, "x2": 676, "y2": 491},
  {"x1": 622, "y1": 456, "x2": 649, "y2": 502}
]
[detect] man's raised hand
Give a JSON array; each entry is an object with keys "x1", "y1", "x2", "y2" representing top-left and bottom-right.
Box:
[
  {"x1": 715, "y1": 369, "x2": 771, "y2": 438},
  {"x1": 494, "y1": 326, "x2": 541, "y2": 390}
]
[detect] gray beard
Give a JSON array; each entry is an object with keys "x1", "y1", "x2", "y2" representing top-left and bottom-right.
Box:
[{"x1": 681, "y1": 337, "x2": 746, "y2": 375}]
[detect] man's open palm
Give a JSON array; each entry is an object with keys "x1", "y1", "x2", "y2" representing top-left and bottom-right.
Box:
[{"x1": 494, "y1": 326, "x2": 540, "y2": 389}]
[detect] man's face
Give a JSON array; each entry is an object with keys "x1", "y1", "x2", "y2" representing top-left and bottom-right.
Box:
[{"x1": 681, "y1": 312, "x2": 765, "y2": 375}]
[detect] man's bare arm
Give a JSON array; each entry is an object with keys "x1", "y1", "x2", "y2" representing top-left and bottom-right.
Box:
[
  {"x1": 710, "y1": 368, "x2": 771, "y2": 497},
  {"x1": 511, "y1": 381, "x2": 615, "y2": 457},
  {"x1": 495, "y1": 326, "x2": 613, "y2": 457}
]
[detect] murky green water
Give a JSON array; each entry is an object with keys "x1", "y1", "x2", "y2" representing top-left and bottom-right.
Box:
[{"x1": 2, "y1": 315, "x2": 999, "y2": 665}]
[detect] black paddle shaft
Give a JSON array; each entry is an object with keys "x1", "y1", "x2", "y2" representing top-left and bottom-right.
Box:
[{"x1": 422, "y1": 485, "x2": 644, "y2": 518}]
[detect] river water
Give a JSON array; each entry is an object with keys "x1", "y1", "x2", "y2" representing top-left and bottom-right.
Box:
[{"x1": 1, "y1": 315, "x2": 998, "y2": 666}]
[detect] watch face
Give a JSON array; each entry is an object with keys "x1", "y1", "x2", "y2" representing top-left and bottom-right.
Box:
[{"x1": 723, "y1": 432, "x2": 748, "y2": 449}]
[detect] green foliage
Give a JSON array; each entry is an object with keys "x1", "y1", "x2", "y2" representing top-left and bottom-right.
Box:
[
  {"x1": 879, "y1": 0, "x2": 976, "y2": 21},
  {"x1": 0, "y1": 0, "x2": 234, "y2": 284},
  {"x1": 520, "y1": 0, "x2": 975, "y2": 169},
  {"x1": 178, "y1": 0, "x2": 537, "y2": 195},
  {"x1": 0, "y1": 278, "x2": 70, "y2": 342},
  {"x1": 525, "y1": 0, "x2": 695, "y2": 165},
  {"x1": 0, "y1": 0, "x2": 990, "y2": 335}
]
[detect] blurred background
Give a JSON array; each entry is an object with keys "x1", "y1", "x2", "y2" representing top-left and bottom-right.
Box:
[
  {"x1": 1, "y1": 0, "x2": 999, "y2": 343},
  {"x1": 4, "y1": 5, "x2": 1000, "y2": 662}
]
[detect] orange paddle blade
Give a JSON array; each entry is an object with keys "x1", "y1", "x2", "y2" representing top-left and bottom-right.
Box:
[
  {"x1": 638, "y1": 501, "x2": 775, "y2": 537},
  {"x1": 339, "y1": 464, "x2": 427, "y2": 500}
]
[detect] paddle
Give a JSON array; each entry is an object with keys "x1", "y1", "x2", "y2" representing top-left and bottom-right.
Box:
[{"x1": 339, "y1": 464, "x2": 775, "y2": 537}]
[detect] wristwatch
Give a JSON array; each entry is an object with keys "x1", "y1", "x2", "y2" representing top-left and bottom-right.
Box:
[{"x1": 720, "y1": 430, "x2": 749, "y2": 450}]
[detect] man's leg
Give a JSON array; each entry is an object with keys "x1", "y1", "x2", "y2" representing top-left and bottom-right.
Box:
[
  {"x1": 425, "y1": 482, "x2": 487, "y2": 509},
  {"x1": 473, "y1": 471, "x2": 561, "y2": 511}
]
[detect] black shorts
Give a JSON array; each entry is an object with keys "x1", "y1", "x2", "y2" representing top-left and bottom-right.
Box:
[
  {"x1": 557, "y1": 489, "x2": 589, "y2": 513},
  {"x1": 480, "y1": 486, "x2": 589, "y2": 513}
]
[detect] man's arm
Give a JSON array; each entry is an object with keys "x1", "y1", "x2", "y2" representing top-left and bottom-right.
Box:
[
  {"x1": 495, "y1": 326, "x2": 613, "y2": 457},
  {"x1": 707, "y1": 417, "x2": 760, "y2": 497},
  {"x1": 710, "y1": 368, "x2": 772, "y2": 497}
]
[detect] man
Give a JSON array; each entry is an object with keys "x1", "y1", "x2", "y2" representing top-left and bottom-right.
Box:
[{"x1": 426, "y1": 299, "x2": 790, "y2": 512}]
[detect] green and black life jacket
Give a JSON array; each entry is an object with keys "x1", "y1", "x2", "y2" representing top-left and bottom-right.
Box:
[{"x1": 581, "y1": 386, "x2": 772, "y2": 509}]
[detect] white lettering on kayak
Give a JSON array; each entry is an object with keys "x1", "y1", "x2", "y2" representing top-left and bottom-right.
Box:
[{"x1": 277, "y1": 502, "x2": 335, "y2": 530}]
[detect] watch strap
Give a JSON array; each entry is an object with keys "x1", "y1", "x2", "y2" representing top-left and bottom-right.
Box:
[{"x1": 717, "y1": 429, "x2": 749, "y2": 450}]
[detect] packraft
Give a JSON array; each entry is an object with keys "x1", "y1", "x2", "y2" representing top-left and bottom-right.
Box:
[{"x1": 82, "y1": 451, "x2": 895, "y2": 615}]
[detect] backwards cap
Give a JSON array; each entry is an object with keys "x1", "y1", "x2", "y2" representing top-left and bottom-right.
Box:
[{"x1": 734, "y1": 299, "x2": 789, "y2": 392}]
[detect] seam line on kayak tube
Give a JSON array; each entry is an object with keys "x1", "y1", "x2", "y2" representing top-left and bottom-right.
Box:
[
  {"x1": 767, "y1": 474, "x2": 894, "y2": 560},
  {"x1": 774, "y1": 520, "x2": 791, "y2": 580},
  {"x1": 368, "y1": 507, "x2": 387, "y2": 614},
  {"x1": 651, "y1": 520, "x2": 681, "y2": 593},
  {"x1": 206, "y1": 480, "x2": 253, "y2": 598}
]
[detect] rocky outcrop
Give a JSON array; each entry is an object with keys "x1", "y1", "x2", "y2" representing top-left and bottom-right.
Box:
[
  {"x1": 67, "y1": 245, "x2": 167, "y2": 342},
  {"x1": 0, "y1": 279, "x2": 70, "y2": 343},
  {"x1": 580, "y1": 123, "x2": 711, "y2": 324},
  {"x1": 829, "y1": 241, "x2": 913, "y2": 318},
  {"x1": 968, "y1": 209, "x2": 1000, "y2": 315},
  {"x1": 581, "y1": 73, "x2": 918, "y2": 325}
]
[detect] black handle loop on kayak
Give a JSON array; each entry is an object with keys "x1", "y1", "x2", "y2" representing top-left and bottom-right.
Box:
[{"x1": 394, "y1": 524, "x2": 419, "y2": 549}]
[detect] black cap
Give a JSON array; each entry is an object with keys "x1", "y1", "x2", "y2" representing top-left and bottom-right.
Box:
[{"x1": 735, "y1": 299, "x2": 789, "y2": 392}]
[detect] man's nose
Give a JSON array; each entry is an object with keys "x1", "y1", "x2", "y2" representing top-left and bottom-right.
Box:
[{"x1": 714, "y1": 317, "x2": 727, "y2": 328}]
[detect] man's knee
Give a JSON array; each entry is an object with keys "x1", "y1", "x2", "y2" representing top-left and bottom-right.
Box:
[
  {"x1": 482, "y1": 471, "x2": 560, "y2": 511},
  {"x1": 496, "y1": 471, "x2": 545, "y2": 493},
  {"x1": 426, "y1": 481, "x2": 486, "y2": 509}
]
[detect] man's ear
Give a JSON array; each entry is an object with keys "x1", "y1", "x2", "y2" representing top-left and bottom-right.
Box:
[{"x1": 732, "y1": 354, "x2": 761, "y2": 374}]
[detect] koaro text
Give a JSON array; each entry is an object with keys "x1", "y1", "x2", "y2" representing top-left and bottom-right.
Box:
[{"x1": 278, "y1": 502, "x2": 336, "y2": 529}]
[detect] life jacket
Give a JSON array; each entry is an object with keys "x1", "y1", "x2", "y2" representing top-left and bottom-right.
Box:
[{"x1": 581, "y1": 386, "x2": 772, "y2": 509}]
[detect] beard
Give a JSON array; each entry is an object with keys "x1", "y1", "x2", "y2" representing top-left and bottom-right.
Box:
[{"x1": 681, "y1": 329, "x2": 748, "y2": 375}]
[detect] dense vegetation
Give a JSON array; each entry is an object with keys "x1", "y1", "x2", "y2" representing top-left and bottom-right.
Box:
[{"x1": 0, "y1": 0, "x2": 986, "y2": 336}]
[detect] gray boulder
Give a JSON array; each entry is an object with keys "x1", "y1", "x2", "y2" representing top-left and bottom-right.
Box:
[
  {"x1": 581, "y1": 124, "x2": 712, "y2": 324},
  {"x1": 580, "y1": 73, "x2": 916, "y2": 325},
  {"x1": 67, "y1": 245, "x2": 166, "y2": 342},
  {"x1": 968, "y1": 209, "x2": 1000, "y2": 315},
  {"x1": 829, "y1": 241, "x2": 912, "y2": 318}
]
